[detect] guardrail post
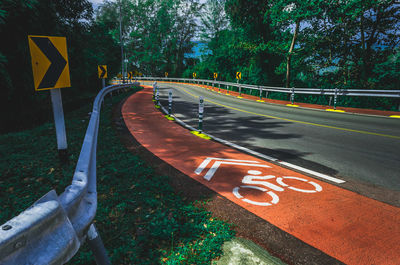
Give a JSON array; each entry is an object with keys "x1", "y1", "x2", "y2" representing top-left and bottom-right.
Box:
[
  {"x1": 291, "y1": 87, "x2": 295, "y2": 105},
  {"x1": 87, "y1": 224, "x2": 111, "y2": 265},
  {"x1": 218, "y1": 83, "x2": 221, "y2": 93},
  {"x1": 334, "y1": 88, "x2": 338, "y2": 110},
  {"x1": 198, "y1": 96, "x2": 204, "y2": 133},
  {"x1": 238, "y1": 80, "x2": 242, "y2": 97}
]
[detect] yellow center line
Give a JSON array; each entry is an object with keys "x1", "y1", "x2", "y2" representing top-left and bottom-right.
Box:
[{"x1": 175, "y1": 84, "x2": 400, "y2": 140}]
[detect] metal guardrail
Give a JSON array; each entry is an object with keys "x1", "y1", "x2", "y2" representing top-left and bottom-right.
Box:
[
  {"x1": 0, "y1": 82, "x2": 138, "y2": 265},
  {"x1": 136, "y1": 77, "x2": 400, "y2": 110}
]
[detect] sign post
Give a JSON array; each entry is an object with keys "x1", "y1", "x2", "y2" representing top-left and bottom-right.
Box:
[
  {"x1": 98, "y1": 65, "x2": 107, "y2": 88},
  {"x1": 28, "y1": 35, "x2": 70, "y2": 161},
  {"x1": 198, "y1": 96, "x2": 204, "y2": 133},
  {"x1": 236, "y1": 72, "x2": 242, "y2": 97},
  {"x1": 168, "y1": 89, "x2": 173, "y2": 116},
  {"x1": 193, "y1": 72, "x2": 197, "y2": 84},
  {"x1": 213, "y1": 73, "x2": 218, "y2": 91}
]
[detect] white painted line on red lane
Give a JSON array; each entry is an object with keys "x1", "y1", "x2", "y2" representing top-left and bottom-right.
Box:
[
  {"x1": 195, "y1": 157, "x2": 262, "y2": 175},
  {"x1": 278, "y1": 161, "x2": 345, "y2": 184}
]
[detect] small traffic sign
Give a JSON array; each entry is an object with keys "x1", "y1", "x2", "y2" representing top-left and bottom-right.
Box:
[
  {"x1": 213, "y1": 73, "x2": 218, "y2": 79},
  {"x1": 117, "y1": 73, "x2": 122, "y2": 79},
  {"x1": 193, "y1": 72, "x2": 197, "y2": 78},
  {"x1": 236, "y1": 72, "x2": 241, "y2": 80},
  {"x1": 28, "y1": 35, "x2": 71, "y2": 91},
  {"x1": 128, "y1": 71, "x2": 133, "y2": 79},
  {"x1": 165, "y1": 72, "x2": 168, "y2": 77},
  {"x1": 98, "y1": 65, "x2": 107, "y2": 79}
]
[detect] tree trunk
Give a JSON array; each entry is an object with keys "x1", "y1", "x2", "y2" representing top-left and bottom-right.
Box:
[
  {"x1": 360, "y1": 15, "x2": 367, "y2": 86},
  {"x1": 286, "y1": 20, "x2": 300, "y2": 88}
]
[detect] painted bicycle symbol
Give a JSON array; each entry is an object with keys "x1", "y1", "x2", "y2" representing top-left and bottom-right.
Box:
[
  {"x1": 195, "y1": 158, "x2": 323, "y2": 207},
  {"x1": 233, "y1": 170, "x2": 322, "y2": 206}
]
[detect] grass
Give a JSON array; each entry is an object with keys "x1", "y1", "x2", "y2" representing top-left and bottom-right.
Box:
[{"x1": 0, "y1": 88, "x2": 235, "y2": 264}]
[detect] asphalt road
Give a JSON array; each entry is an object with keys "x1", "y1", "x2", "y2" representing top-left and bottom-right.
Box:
[{"x1": 153, "y1": 82, "x2": 400, "y2": 193}]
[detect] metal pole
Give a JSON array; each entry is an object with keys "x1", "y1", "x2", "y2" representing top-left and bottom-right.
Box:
[
  {"x1": 168, "y1": 89, "x2": 172, "y2": 116},
  {"x1": 152, "y1": 81, "x2": 157, "y2": 101},
  {"x1": 199, "y1": 96, "x2": 204, "y2": 133},
  {"x1": 238, "y1": 79, "x2": 242, "y2": 97},
  {"x1": 50, "y1": 88, "x2": 68, "y2": 161},
  {"x1": 102, "y1": 79, "x2": 105, "y2": 89},
  {"x1": 156, "y1": 89, "x2": 160, "y2": 106},
  {"x1": 119, "y1": 2, "x2": 124, "y2": 84},
  {"x1": 87, "y1": 224, "x2": 111, "y2": 265}
]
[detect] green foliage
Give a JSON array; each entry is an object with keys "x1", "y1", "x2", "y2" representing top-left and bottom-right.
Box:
[
  {"x1": 192, "y1": 0, "x2": 400, "y2": 110},
  {"x1": 0, "y1": 90, "x2": 235, "y2": 264},
  {"x1": 96, "y1": 0, "x2": 200, "y2": 77},
  {"x1": 0, "y1": 0, "x2": 121, "y2": 133}
]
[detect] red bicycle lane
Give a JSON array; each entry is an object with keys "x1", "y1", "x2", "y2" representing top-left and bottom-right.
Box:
[{"x1": 122, "y1": 86, "x2": 400, "y2": 265}]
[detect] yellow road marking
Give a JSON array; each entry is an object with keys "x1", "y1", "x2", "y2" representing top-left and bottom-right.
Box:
[
  {"x1": 165, "y1": 115, "x2": 175, "y2": 121},
  {"x1": 390, "y1": 115, "x2": 400, "y2": 118},
  {"x1": 178, "y1": 85, "x2": 400, "y2": 140},
  {"x1": 326, "y1": 109, "x2": 345, "y2": 113},
  {"x1": 190, "y1": 131, "x2": 211, "y2": 140}
]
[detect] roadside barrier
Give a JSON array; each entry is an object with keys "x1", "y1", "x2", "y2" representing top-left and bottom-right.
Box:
[
  {"x1": 0, "y1": 83, "x2": 138, "y2": 264},
  {"x1": 136, "y1": 77, "x2": 400, "y2": 110}
]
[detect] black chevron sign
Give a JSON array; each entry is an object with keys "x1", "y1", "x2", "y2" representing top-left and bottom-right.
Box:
[
  {"x1": 128, "y1": 71, "x2": 132, "y2": 79},
  {"x1": 98, "y1": 65, "x2": 107, "y2": 79},
  {"x1": 28, "y1": 35, "x2": 70, "y2": 91}
]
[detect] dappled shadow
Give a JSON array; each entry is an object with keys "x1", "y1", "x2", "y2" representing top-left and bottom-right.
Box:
[{"x1": 157, "y1": 86, "x2": 339, "y2": 177}]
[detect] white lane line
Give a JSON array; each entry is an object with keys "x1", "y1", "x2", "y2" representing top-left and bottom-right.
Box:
[
  {"x1": 278, "y1": 161, "x2": 345, "y2": 184},
  {"x1": 157, "y1": 90, "x2": 346, "y2": 184}
]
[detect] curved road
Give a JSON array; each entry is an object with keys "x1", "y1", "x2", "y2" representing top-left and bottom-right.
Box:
[{"x1": 151, "y1": 82, "x2": 400, "y2": 193}]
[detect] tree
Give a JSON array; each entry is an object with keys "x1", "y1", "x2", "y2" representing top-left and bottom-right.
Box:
[
  {"x1": 199, "y1": 0, "x2": 229, "y2": 42},
  {"x1": 97, "y1": 0, "x2": 200, "y2": 77},
  {"x1": 268, "y1": 0, "x2": 325, "y2": 87},
  {"x1": 0, "y1": 0, "x2": 122, "y2": 132}
]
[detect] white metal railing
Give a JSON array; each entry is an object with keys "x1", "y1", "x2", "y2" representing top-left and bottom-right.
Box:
[
  {"x1": 0, "y1": 82, "x2": 137, "y2": 265},
  {"x1": 136, "y1": 77, "x2": 400, "y2": 110}
]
